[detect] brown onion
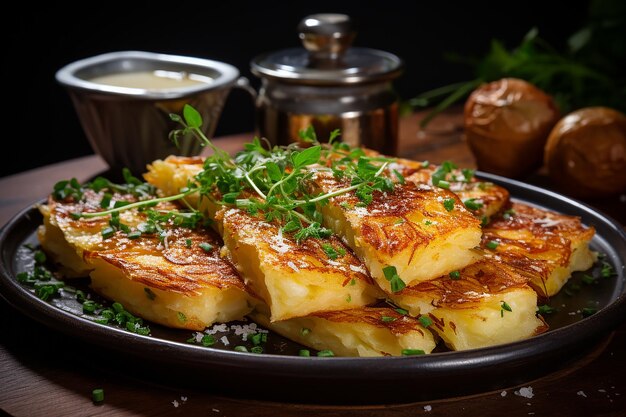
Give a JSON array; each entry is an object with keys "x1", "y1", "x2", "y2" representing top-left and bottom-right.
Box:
[
  {"x1": 464, "y1": 78, "x2": 560, "y2": 178},
  {"x1": 544, "y1": 107, "x2": 626, "y2": 198}
]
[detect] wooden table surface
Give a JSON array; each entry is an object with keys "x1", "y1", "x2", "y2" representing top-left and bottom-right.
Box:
[{"x1": 1, "y1": 110, "x2": 625, "y2": 416}]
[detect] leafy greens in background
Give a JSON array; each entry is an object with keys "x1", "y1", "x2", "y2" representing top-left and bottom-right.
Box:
[{"x1": 408, "y1": 0, "x2": 626, "y2": 127}]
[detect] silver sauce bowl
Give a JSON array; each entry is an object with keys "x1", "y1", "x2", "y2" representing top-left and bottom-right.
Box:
[{"x1": 56, "y1": 51, "x2": 241, "y2": 175}]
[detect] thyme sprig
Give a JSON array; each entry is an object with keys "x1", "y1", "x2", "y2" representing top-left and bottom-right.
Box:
[{"x1": 59, "y1": 104, "x2": 398, "y2": 243}]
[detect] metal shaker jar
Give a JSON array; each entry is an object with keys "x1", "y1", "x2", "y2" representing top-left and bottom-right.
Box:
[{"x1": 250, "y1": 13, "x2": 404, "y2": 155}]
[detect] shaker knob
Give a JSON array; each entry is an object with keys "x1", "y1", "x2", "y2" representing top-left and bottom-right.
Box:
[{"x1": 298, "y1": 14, "x2": 355, "y2": 62}]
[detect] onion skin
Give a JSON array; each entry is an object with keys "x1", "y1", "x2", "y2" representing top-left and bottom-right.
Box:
[
  {"x1": 464, "y1": 78, "x2": 560, "y2": 178},
  {"x1": 544, "y1": 107, "x2": 626, "y2": 198}
]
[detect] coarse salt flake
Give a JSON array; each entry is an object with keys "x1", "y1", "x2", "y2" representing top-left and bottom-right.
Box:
[
  {"x1": 514, "y1": 387, "x2": 534, "y2": 398},
  {"x1": 423, "y1": 405, "x2": 432, "y2": 412},
  {"x1": 501, "y1": 391, "x2": 507, "y2": 397},
  {"x1": 220, "y1": 335, "x2": 230, "y2": 346},
  {"x1": 172, "y1": 400, "x2": 179, "y2": 408},
  {"x1": 577, "y1": 390, "x2": 587, "y2": 398}
]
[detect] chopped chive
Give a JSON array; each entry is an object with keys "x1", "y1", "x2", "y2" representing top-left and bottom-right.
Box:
[
  {"x1": 421, "y1": 160, "x2": 430, "y2": 168},
  {"x1": 100, "y1": 193, "x2": 112, "y2": 209},
  {"x1": 185, "y1": 239, "x2": 192, "y2": 248},
  {"x1": 461, "y1": 168, "x2": 475, "y2": 182},
  {"x1": 322, "y1": 243, "x2": 341, "y2": 260},
  {"x1": 424, "y1": 220, "x2": 433, "y2": 226},
  {"x1": 449, "y1": 270, "x2": 460, "y2": 280},
  {"x1": 419, "y1": 316, "x2": 433, "y2": 327},
  {"x1": 480, "y1": 215, "x2": 489, "y2": 227},
  {"x1": 486, "y1": 240, "x2": 499, "y2": 250},
  {"x1": 500, "y1": 301, "x2": 512, "y2": 317},
  {"x1": 381, "y1": 316, "x2": 397, "y2": 323},
  {"x1": 600, "y1": 261, "x2": 616, "y2": 278},
  {"x1": 464, "y1": 198, "x2": 484, "y2": 211},
  {"x1": 83, "y1": 300, "x2": 96, "y2": 314},
  {"x1": 581, "y1": 274, "x2": 597, "y2": 285},
  {"x1": 582, "y1": 307, "x2": 597, "y2": 317},
  {"x1": 349, "y1": 278, "x2": 356, "y2": 286},
  {"x1": 299, "y1": 349, "x2": 310, "y2": 357},
  {"x1": 177, "y1": 312, "x2": 187, "y2": 322},
  {"x1": 317, "y1": 350, "x2": 334, "y2": 357},
  {"x1": 199, "y1": 242, "x2": 214, "y2": 252},
  {"x1": 234, "y1": 346, "x2": 248, "y2": 352},
  {"x1": 127, "y1": 231, "x2": 142, "y2": 239},
  {"x1": 34, "y1": 250, "x2": 47, "y2": 264},
  {"x1": 201, "y1": 334, "x2": 216, "y2": 347},
  {"x1": 438, "y1": 180, "x2": 450, "y2": 189},
  {"x1": 401, "y1": 349, "x2": 425, "y2": 356},
  {"x1": 250, "y1": 333, "x2": 263, "y2": 346},
  {"x1": 537, "y1": 304, "x2": 556, "y2": 315},
  {"x1": 395, "y1": 219, "x2": 406, "y2": 225},
  {"x1": 443, "y1": 198, "x2": 455, "y2": 211},
  {"x1": 92, "y1": 388, "x2": 104, "y2": 403},
  {"x1": 395, "y1": 307, "x2": 408, "y2": 315},
  {"x1": 346, "y1": 294, "x2": 352, "y2": 303},
  {"x1": 101, "y1": 227, "x2": 115, "y2": 239},
  {"x1": 251, "y1": 346, "x2": 263, "y2": 354},
  {"x1": 383, "y1": 266, "x2": 406, "y2": 293},
  {"x1": 300, "y1": 327, "x2": 311, "y2": 336}
]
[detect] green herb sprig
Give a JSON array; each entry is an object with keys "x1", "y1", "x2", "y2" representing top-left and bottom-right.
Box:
[{"x1": 62, "y1": 104, "x2": 399, "y2": 244}]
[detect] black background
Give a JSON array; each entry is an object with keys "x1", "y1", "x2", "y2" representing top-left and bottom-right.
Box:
[{"x1": 3, "y1": 1, "x2": 589, "y2": 177}]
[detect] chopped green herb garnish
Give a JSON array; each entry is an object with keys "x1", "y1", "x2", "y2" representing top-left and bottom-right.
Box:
[
  {"x1": 401, "y1": 349, "x2": 425, "y2": 356},
  {"x1": 251, "y1": 346, "x2": 263, "y2": 354},
  {"x1": 201, "y1": 334, "x2": 216, "y2": 347},
  {"x1": 349, "y1": 278, "x2": 356, "y2": 286},
  {"x1": 92, "y1": 388, "x2": 104, "y2": 404},
  {"x1": 83, "y1": 300, "x2": 97, "y2": 314},
  {"x1": 419, "y1": 316, "x2": 433, "y2": 327},
  {"x1": 301, "y1": 327, "x2": 311, "y2": 336},
  {"x1": 443, "y1": 198, "x2": 455, "y2": 212},
  {"x1": 480, "y1": 216, "x2": 489, "y2": 227},
  {"x1": 250, "y1": 333, "x2": 263, "y2": 346},
  {"x1": 582, "y1": 307, "x2": 597, "y2": 317},
  {"x1": 177, "y1": 312, "x2": 187, "y2": 322},
  {"x1": 500, "y1": 301, "x2": 512, "y2": 317},
  {"x1": 322, "y1": 243, "x2": 343, "y2": 260},
  {"x1": 600, "y1": 261, "x2": 616, "y2": 278},
  {"x1": 486, "y1": 240, "x2": 499, "y2": 250},
  {"x1": 464, "y1": 198, "x2": 483, "y2": 211},
  {"x1": 381, "y1": 316, "x2": 397, "y2": 323},
  {"x1": 101, "y1": 227, "x2": 115, "y2": 239},
  {"x1": 346, "y1": 294, "x2": 352, "y2": 303},
  {"x1": 421, "y1": 160, "x2": 430, "y2": 168},
  {"x1": 317, "y1": 350, "x2": 335, "y2": 357},
  {"x1": 382, "y1": 265, "x2": 406, "y2": 293},
  {"x1": 537, "y1": 304, "x2": 556, "y2": 315},
  {"x1": 199, "y1": 242, "x2": 214, "y2": 252},
  {"x1": 461, "y1": 168, "x2": 475, "y2": 182},
  {"x1": 185, "y1": 239, "x2": 192, "y2": 248},
  {"x1": 127, "y1": 230, "x2": 142, "y2": 239},
  {"x1": 33, "y1": 250, "x2": 47, "y2": 264},
  {"x1": 395, "y1": 307, "x2": 408, "y2": 315},
  {"x1": 424, "y1": 220, "x2": 433, "y2": 226},
  {"x1": 234, "y1": 345, "x2": 248, "y2": 352},
  {"x1": 438, "y1": 180, "x2": 450, "y2": 189},
  {"x1": 581, "y1": 274, "x2": 597, "y2": 285},
  {"x1": 299, "y1": 349, "x2": 310, "y2": 357},
  {"x1": 449, "y1": 270, "x2": 460, "y2": 280}
]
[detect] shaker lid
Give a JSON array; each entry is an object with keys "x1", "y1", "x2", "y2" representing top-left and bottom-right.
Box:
[{"x1": 250, "y1": 14, "x2": 403, "y2": 85}]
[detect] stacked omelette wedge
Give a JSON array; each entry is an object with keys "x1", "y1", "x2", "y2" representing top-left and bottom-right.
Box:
[{"x1": 37, "y1": 145, "x2": 596, "y2": 357}]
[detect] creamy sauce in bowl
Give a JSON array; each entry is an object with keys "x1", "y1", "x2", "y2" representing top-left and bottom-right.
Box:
[{"x1": 89, "y1": 70, "x2": 213, "y2": 90}]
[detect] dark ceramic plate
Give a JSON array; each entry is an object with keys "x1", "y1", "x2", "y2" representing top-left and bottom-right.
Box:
[{"x1": 1, "y1": 172, "x2": 625, "y2": 404}]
